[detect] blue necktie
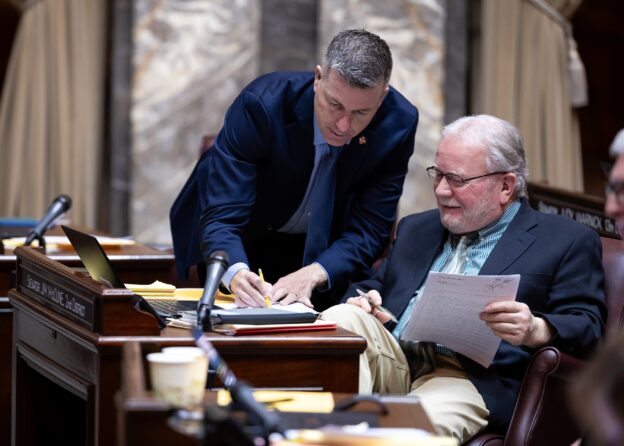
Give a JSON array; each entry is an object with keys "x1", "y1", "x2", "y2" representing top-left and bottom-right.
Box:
[{"x1": 303, "y1": 144, "x2": 340, "y2": 265}]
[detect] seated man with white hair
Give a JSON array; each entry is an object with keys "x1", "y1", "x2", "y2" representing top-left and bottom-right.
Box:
[
  {"x1": 605, "y1": 128, "x2": 624, "y2": 231},
  {"x1": 322, "y1": 115, "x2": 607, "y2": 443}
]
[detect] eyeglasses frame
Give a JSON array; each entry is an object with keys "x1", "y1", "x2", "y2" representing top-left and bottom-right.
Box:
[
  {"x1": 426, "y1": 166, "x2": 508, "y2": 188},
  {"x1": 605, "y1": 181, "x2": 624, "y2": 205}
]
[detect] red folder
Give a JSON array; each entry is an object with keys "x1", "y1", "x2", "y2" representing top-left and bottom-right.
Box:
[{"x1": 212, "y1": 319, "x2": 337, "y2": 336}]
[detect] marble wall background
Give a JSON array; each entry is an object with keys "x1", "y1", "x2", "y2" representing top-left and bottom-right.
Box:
[
  {"x1": 131, "y1": 0, "x2": 445, "y2": 245},
  {"x1": 131, "y1": 0, "x2": 260, "y2": 244}
]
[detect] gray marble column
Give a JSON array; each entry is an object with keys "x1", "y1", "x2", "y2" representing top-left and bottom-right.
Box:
[
  {"x1": 131, "y1": 0, "x2": 260, "y2": 244},
  {"x1": 130, "y1": 0, "x2": 448, "y2": 246}
]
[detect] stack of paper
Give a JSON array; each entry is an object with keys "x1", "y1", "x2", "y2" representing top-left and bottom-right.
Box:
[
  {"x1": 2, "y1": 235, "x2": 135, "y2": 250},
  {"x1": 278, "y1": 428, "x2": 457, "y2": 445},
  {"x1": 211, "y1": 319, "x2": 337, "y2": 336},
  {"x1": 125, "y1": 280, "x2": 176, "y2": 299},
  {"x1": 217, "y1": 390, "x2": 335, "y2": 413}
]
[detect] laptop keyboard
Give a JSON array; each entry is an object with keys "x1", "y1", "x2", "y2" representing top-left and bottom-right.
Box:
[{"x1": 146, "y1": 299, "x2": 197, "y2": 318}]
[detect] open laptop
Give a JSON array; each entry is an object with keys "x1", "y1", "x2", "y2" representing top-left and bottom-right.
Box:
[{"x1": 61, "y1": 225, "x2": 195, "y2": 324}]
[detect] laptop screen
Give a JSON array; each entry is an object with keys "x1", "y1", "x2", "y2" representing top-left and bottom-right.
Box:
[{"x1": 61, "y1": 225, "x2": 126, "y2": 289}]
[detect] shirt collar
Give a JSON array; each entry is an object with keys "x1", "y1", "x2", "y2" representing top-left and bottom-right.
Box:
[
  {"x1": 477, "y1": 200, "x2": 522, "y2": 240},
  {"x1": 313, "y1": 113, "x2": 325, "y2": 146}
]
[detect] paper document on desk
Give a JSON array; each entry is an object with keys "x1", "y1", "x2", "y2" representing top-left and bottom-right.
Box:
[
  {"x1": 2, "y1": 235, "x2": 135, "y2": 250},
  {"x1": 216, "y1": 302, "x2": 318, "y2": 314},
  {"x1": 402, "y1": 272, "x2": 520, "y2": 368}
]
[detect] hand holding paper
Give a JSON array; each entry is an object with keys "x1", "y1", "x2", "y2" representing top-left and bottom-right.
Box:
[
  {"x1": 480, "y1": 300, "x2": 554, "y2": 348},
  {"x1": 402, "y1": 272, "x2": 520, "y2": 368}
]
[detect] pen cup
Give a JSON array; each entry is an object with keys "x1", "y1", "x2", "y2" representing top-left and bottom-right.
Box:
[{"x1": 147, "y1": 347, "x2": 208, "y2": 408}]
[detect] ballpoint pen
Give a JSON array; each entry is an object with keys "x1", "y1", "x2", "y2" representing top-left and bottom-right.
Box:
[
  {"x1": 355, "y1": 288, "x2": 398, "y2": 323},
  {"x1": 258, "y1": 268, "x2": 272, "y2": 308}
]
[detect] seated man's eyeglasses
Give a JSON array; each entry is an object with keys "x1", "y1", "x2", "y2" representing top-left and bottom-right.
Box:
[
  {"x1": 605, "y1": 181, "x2": 624, "y2": 204},
  {"x1": 426, "y1": 166, "x2": 507, "y2": 188}
]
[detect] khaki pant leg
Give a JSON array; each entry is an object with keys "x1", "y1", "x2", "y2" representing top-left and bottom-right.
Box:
[
  {"x1": 408, "y1": 356, "x2": 489, "y2": 443},
  {"x1": 321, "y1": 304, "x2": 411, "y2": 394}
]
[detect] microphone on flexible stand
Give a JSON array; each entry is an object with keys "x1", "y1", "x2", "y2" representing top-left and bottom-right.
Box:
[
  {"x1": 197, "y1": 250, "x2": 229, "y2": 331},
  {"x1": 194, "y1": 330, "x2": 283, "y2": 440},
  {"x1": 24, "y1": 194, "x2": 72, "y2": 249}
]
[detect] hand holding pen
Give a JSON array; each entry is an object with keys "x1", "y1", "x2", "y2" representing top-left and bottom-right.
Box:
[
  {"x1": 230, "y1": 269, "x2": 272, "y2": 308},
  {"x1": 354, "y1": 288, "x2": 399, "y2": 323},
  {"x1": 258, "y1": 268, "x2": 272, "y2": 308}
]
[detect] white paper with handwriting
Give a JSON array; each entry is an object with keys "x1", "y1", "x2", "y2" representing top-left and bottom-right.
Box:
[{"x1": 402, "y1": 272, "x2": 520, "y2": 368}]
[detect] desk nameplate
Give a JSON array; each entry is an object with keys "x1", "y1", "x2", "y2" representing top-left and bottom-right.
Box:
[
  {"x1": 528, "y1": 182, "x2": 618, "y2": 238},
  {"x1": 18, "y1": 268, "x2": 94, "y2": 330},
  {"x1": 12, "y1": 246, "x2": 160, "y2": 335}
]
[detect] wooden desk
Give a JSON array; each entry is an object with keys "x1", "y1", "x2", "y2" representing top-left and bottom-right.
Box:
[
  {"x1": 9, "y1": 247, "x2": 365, "y2": 446},
  {"x1": 0, "y1": 231, "x2": 176, "y2": 446},
  {"x1": 0, "y1": 237, "x2": 176, "y2": 296},
  {"x1": 116, "y1": 343, "x2": 435, "y2": 446},
  {"x1": 0, "y1": 297, "x2": 12, "y2": 443}
]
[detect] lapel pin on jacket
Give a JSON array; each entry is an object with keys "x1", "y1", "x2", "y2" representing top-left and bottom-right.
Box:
[{"x1": 358, "y1": 136, "x2": 367, "y2": 145}]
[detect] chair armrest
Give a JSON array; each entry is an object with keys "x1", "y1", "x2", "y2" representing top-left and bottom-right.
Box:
[
  {"x1": 504, "y1": 346, "x2": 584, "y2": 446},
  {"x1": 462, "y1": 432, "x2": 504, "y2": 446}
]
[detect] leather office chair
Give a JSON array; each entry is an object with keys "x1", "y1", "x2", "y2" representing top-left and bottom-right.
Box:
[
  {"x1": 199, "y1": 134, "x2": 215, "y2": 157},
  {"x1": 463, "y1": 236, "x2": 624, "y2": 446}
]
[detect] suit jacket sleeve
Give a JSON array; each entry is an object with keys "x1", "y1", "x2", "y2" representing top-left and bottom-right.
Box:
[
  {"x1": 531, "y1": 227, "x2": 606, "y2": 357},
  {"x1": 197, "y1": 90, "x2": 272, "y2": 267}
]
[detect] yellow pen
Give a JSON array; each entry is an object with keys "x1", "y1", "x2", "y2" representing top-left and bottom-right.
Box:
[{"x1": 258, "y1": 268, "x2": 272, "y2": 308}]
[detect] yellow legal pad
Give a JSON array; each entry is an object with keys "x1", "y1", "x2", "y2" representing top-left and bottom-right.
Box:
[
  {"x1": 125, "y1": 281, "x2": 235, "y2": 303},
  {"x1": 3, "y1": 235, "x2": 136, "y2": 250},
  {"x1": 217, "y1": 390, "x2": 335, "y2": 413},
  {"x1": 126, "y1": 280, "x2": 176, "y2": 296},
  {"x1": 277, "y1": 430, "x2": 458, "y2": 446}
]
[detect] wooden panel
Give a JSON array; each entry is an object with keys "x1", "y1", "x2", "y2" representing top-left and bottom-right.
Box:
[
  {"x1": 0, "y1": 298, "x2": 11, "y2": 443},
  {"x1": 1, "y1": 239, "x2": 174, "y2": 446},
  {"x1": 528, "y1": 182, "x2": 618, "y2": 238}
]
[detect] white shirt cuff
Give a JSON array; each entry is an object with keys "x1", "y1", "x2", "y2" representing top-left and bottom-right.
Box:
[
  {"x1": 221, "y1": 262, "x2": 249, "y2": 290},
  {"x1": 313, "y1": 262, "x2": 331, "y2": 291}
]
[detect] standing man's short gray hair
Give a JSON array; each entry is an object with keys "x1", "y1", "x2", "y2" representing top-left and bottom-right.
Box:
[
  {"x1": 441, "y1": 115, "x2": 529, "y2": 198},
  {"x1": 323, "y1": 29, "x2": 393, "y2": 88}
]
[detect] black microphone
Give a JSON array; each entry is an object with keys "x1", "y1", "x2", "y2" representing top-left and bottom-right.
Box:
[
  {"x1": 195, "y1": 331, "x2": 283, "y2": 436},
  {"x1": 25, "y1": 194, "x2": 72, "y2": 246},
  {"x1": 197, "y1": 250, "x2": 229, "y2": 331}
]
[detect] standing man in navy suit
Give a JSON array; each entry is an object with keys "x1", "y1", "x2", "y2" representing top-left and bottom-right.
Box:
[
  {"x1": 323, "y1": 115, "x2": 606, "y2": 442},
  {"x1": 170, "y1": 29, "x2": 419, "y2": 310}
]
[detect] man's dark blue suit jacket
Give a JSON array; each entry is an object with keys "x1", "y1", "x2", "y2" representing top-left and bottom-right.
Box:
[
  {"x1": 346, "y1": 201, "x2": 607, "y2": 433},
  {"x1": 170, "y1": 72, "x2": 418, "y2": 292}
]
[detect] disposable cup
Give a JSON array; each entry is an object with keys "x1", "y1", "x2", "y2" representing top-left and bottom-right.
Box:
[
  {"x1": 162, "y1": 347, "x2": 209, "y2": 394},
  {"x1": 147, "y1": 350, "x2": 208, "y2": 408}
]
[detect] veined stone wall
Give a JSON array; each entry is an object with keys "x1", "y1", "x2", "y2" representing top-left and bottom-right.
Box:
[
  {"x1": 131, "y1": 0, "x2": 260, "y2": 244},
  {"x1": 130, "y1": 0, "x2": 444, "y2": 245}
]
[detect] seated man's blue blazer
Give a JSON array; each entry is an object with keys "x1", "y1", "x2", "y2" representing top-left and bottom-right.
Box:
[{"x1": 170, "y1": 71, "x2": 419, "y2": 296}]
